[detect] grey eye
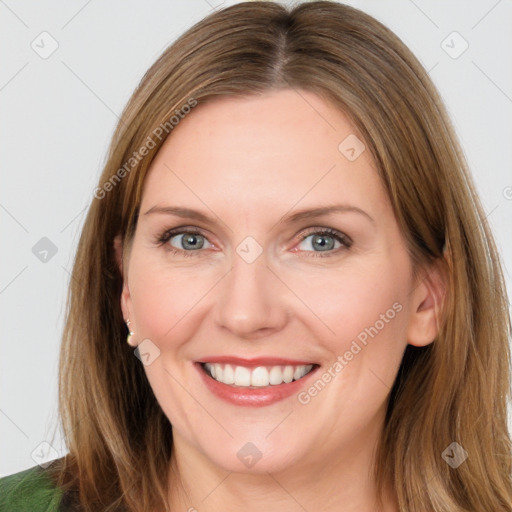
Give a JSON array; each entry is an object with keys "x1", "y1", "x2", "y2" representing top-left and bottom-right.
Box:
[
  {"x1": 298, "y1": 233, "x2": 342, "y2": 252},
  {"x1": 169, "y1": 233, "x2": 210, "y2": 251}
]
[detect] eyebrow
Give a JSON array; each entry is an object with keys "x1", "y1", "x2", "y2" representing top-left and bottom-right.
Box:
[{"x1": 143, "y1": 204, "x2": 374, "y2": 225}]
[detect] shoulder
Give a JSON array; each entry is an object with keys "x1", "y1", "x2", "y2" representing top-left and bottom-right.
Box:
[{"x1": 0, "y1": 464, "x2": 63, "y2": 511}]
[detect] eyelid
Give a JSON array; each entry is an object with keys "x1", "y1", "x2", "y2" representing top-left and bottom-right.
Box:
[
  {"x1": 291, "y1": 226, "x2": 353, "y2": 256},
  {"x1": 156, "y1": 226, "x2": 213, "y2": 251},
  {"x1": 297, "y1": 226, "x2": 352, "y2": 245},
  {"x1": 155, "y1": 225, "x2": 352, "y2": 257}
]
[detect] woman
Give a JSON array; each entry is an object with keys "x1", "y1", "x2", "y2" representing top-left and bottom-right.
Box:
[{"x1": 1, "y1": 1, "x2": 511, "y2": 511}]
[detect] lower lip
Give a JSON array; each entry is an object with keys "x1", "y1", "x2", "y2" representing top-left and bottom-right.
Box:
[{"x1": 195, "y1": 363, "x2": 318, "y2": 407}]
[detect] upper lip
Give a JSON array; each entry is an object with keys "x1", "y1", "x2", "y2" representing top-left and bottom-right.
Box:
[{"x1": 198, "y1": 356, "x2": 317, "y2": 367}]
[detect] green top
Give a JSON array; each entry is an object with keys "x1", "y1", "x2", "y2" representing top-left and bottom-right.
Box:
[{"x1": 0, "y1": 465, "x2": 63, "y2": 511}]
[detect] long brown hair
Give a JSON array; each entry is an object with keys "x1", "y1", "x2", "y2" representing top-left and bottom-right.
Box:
[{"x1": 49, "y1": 2, "x2": 512, "y2": 510}]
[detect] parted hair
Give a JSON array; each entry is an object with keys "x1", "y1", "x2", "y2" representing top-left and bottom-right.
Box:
[{"x1": 48, "y1": 2, "x2": 512, "y2": 510}]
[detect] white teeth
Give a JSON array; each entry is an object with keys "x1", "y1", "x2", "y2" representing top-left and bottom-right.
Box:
[
  {"x1": 251, "y1": 367, "x2": 269, "y2": 387},
  {"x1": 213, "y1": 363, "x2": 223, "y2": 381},
  {"x1": 203, "y1": 363, "x2": 314, "y2": 387},
  {"x1": 234, "y1": 366, "x2": 251, "y2": 386},
  {"x1": 269, "y1": 366, "x2": 283, "y2": 385},
  {"x1": 223, "y1": 364, "x2": 235, "y2": 384},
  {"x1": 293, "y1": 366, "x2": 304, "y2": 380},
  {"x1": 283, "y1": 365, "x2": 294, "y2": 383}
]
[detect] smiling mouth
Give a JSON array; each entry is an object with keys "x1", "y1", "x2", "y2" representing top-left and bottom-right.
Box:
[{"x1": 201, "y1": 362, "x2": 316, "y2": 387}]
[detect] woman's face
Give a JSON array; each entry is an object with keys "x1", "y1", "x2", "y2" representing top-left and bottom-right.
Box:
[{"x1": 119, "y1": 89, "x2": 434, "y2": 475}]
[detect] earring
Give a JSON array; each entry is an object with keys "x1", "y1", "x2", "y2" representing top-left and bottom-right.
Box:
[{"x1": 125, "y1": 319, "x2": 136, "y2": 347}]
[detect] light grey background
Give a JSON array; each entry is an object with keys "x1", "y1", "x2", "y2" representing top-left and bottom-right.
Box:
[{"x1": 1, "y1": 0, "x2": 511, "y2": 476}]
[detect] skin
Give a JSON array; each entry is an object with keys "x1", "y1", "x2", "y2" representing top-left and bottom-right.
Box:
[{"x1": 115, "y1": 89, "x2": 444, "y2": 511}]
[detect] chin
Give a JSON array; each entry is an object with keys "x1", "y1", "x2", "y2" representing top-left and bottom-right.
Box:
[{"x1": 202, "y1": 437, "x2": 305, "y2": 475}]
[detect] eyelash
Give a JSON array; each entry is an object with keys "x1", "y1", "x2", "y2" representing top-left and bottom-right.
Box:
[{"x1": 155, "y1": 227, "x2": 353, "y2": 258}]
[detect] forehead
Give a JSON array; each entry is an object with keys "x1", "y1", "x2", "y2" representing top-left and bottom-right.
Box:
[{"x1": 140, "y1": 89, "x2": 386, "y2": 221}]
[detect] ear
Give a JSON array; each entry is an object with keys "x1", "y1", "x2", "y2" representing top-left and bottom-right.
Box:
[
  {"x1": 406, "y1": 259, "x2": 447, "y2": 347},
  {"x1": 114, "y1": 234, "x2": 132, "y2": 324}
]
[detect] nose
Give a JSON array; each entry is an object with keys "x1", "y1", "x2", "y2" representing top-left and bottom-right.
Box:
[{"x1": 214, "y1": 251, "x2": 289, "y2": 340}]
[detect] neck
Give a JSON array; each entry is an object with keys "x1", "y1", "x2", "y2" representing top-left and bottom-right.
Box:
[{"x1": 166, "y1": 414, "x2": 398, "y2": 511}]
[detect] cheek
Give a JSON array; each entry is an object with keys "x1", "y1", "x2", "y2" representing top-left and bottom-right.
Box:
[
  {"x1": 291, "y1": 263, "x2": 410, "y2": 424},
  {"x1": 128, "y1": 252, "x2": 210, "y2": 342},
  {"x1": 295, "y1": 258, "x2": 411, "y2": 364}
]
